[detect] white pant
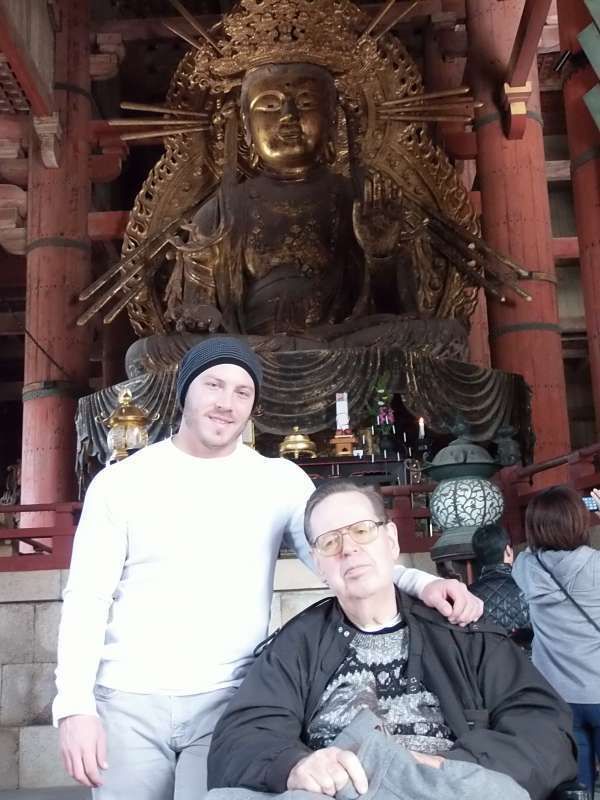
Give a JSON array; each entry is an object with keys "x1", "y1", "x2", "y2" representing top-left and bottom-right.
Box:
[{"x1": 92, "y1": 684, "x2": 235, "y2": 800}]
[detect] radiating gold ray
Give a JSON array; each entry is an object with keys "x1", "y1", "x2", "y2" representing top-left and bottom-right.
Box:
[
  {"x1": 167, "y1": 0, "x2": 223, "y2": 54},
  {"x1": 380, "y1": 113, "x2": 473, "y2": 122},
  {"x1": 380, "y1": 103, "x2": 474, "y2": 115},
  {"x1": 119, "y1": 125, "x2": 209, "y2": 141},
  {"x1": 380, "y1": 86, "x2": 471, "y2": 106},
  {"x1": 104, "y1": 284, "x2": 143, "y2": 325},
  {"x1": 359, "y1": 0, "x2": 398, "y2": 39},
  {"x1": 120, "y1": 101, "x2": 207, "y2": 118},
  {"x1": 108, "y1": 118, "x2": 207, "y2": 127},
  {"x1": 163, "y1": 21, "x2": 203, "y2": 51},
  {"x1": 373, "y1": 0, "x2": 420, "y2": 42},
  {"x1": 379, "y1": 102, "x2": 474, "y2": 114}
]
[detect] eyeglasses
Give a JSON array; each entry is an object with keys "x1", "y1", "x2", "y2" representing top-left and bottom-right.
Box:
[{"x1": 312, "y1": 519, "x2": 386, "y2": 557}]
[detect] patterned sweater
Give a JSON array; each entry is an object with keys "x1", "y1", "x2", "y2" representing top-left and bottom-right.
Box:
[{"x1": 306, "y1": 616, "x2": 455, "y2": 754}]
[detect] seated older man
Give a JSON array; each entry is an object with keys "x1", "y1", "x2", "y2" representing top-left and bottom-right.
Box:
[{"x1": 207, "y1": 481, "x2": 577, "y2": 800}]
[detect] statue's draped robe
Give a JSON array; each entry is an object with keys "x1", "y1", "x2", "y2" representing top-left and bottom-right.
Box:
[{"x1": 171, "y1": 169, "x2": 369, "y2": 335}]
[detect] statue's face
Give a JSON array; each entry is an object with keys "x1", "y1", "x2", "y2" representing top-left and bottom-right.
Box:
[{"x1": 241, "y1": 64, "x2": 336, "y2": 177}]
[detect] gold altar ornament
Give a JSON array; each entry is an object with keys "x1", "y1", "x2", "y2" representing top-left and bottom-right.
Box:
[
  {"x1": 280, "y1": 427, "x2": 317, "y2": 460},
  {"x1": 77, "y1": 0, "x2": 534, "y2": 339},
  {"x1": 329, "y1": 431, "x2": 357, "y2": 457},
  {"x1": 98, "y1": 388, "x2": 156, "y2": 462}
]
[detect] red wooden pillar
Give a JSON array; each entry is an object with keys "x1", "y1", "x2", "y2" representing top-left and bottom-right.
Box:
[
  {"x1": 558, "y1": 0, "x2": 600, "y2": 436},
  {"x1": 466, "y1": 0, "x2": 570, "y2": 471},
  {"x1": 21, "y1": 0, "x2": 92, "y2": 510}
]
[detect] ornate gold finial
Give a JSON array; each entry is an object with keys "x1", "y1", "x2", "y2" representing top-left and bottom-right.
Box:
[{"x1": 209, "y1": 0, "x2": 358, "y2": 83}]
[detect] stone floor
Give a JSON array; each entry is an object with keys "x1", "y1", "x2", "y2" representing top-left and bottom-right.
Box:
[{"x1": 0, "y1": 790, "x2": 88, "y2": 799}]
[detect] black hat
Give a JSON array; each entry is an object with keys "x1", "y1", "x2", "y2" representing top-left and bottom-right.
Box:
[{"x1": 177, "y1": 337, "x2": 263, "y2": 408}]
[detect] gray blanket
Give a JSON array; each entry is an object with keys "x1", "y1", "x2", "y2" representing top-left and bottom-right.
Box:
[{"x1": 207, "y1": 710, "x2": 529, "y2": 800}]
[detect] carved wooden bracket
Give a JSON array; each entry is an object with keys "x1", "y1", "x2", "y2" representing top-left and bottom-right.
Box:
[
  {"x1": 0, "y1": 184, "x2": 26, "y2": 255},
  {"x1": 91, "y1": 33, "x2": 125, "y2": 81},
  {"x1": 32, "y1": 112, "x2": 62, "y2": 168},
  {"x1": 502, "y1": 81, "x2": 532, "y2": 140},
  {"x1": 0, "y1": 139, "x2": 24, "y2": 159}
]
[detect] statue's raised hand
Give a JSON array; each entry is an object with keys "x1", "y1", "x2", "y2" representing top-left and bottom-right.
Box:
[
  {"x1": 174, "y1": 303, "x2": 222, "y2": 334},
  {"x1": 352, "y1": 173, "x2": 404, "y2": 258}
]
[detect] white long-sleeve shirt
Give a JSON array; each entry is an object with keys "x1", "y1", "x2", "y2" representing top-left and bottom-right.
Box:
[{"x1": 53, "y1": 438, "x2": 436, "y2": 724}]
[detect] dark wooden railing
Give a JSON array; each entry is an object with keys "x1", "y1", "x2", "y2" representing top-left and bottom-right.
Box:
[
  {"x1": 0, "y1": 503, "x2": 81, "y2": 572},
  {"x1": 0, "y1": 442, "x2": 599, "y2": 572}
]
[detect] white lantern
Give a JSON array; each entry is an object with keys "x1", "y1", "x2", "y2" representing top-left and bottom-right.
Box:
[{"x1": 430, "y1": 477, "x2": 504, "y2": 534}]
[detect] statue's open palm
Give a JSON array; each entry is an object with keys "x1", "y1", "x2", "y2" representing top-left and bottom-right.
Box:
[{"x1": 353, "y1": 173, "x2": 404, "y2": 258}]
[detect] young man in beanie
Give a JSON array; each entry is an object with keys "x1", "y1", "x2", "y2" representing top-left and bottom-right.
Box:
[{"x1": 54, "y1": 336, "x2": 483, "y2": 800}]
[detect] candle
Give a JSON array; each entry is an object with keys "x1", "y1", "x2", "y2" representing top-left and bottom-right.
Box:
[
  {"x1": 396, "y1": 451, "x2": 400, "y2": 461},
  {"x1": 403, "y1": 432, "x2": 407, "y2": 443},
  {"x1": 392, "y1": 424, "x2": 396, "y2": 434},
  {"x1": 418, "y1": 417, "x2": 425, "y2": 439},
  {"x1": 371, "y1": 425, "x2": 374, "y2": 435},
  {"x1": 383, "y1": 449, "x2": 387, "y2": 459}
]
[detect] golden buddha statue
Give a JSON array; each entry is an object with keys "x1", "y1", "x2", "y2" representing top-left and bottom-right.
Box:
[
  {"x1": 74, "y1": 0, "x2": 535, "y2": 477},
  {"x1": 78, "y1": 0, "x2": 528, "y2": 342}
]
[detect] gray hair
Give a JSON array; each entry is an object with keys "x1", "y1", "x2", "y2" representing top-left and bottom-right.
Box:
[{"x1": 304, "y1": 480, "x2": 388, "y2": 544}]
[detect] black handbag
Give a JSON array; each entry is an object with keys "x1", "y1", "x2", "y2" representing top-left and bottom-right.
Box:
[{"x1": 535, "y1": 552, "x2": 600, "y2": 635}]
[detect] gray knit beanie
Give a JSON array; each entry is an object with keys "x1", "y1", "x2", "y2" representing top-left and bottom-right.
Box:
[{"x1": 177, "y1": 337, "x2": 263, "y2": 408}]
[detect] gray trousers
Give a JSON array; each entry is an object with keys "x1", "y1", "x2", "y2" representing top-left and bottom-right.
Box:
[
  {"x1": 92, "y1": 684, "x2": 235, "y2": 800},
  {"x1": 209, "y1": 710, "x2": 530, "y2": 800}
]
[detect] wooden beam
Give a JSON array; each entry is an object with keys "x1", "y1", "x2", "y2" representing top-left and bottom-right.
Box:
[
  {"x1": 546, "y1": 159, "x2": 571, "y2": 182},
  {"x1": 0, "y1": 5, "x2": 53, "y2": 116},
  {"x1": 88, "y1": 210, "x2": 129, "y2": 241},
  {"x1": 553, "y1": 237, "x2": 580, "y2": 260},
  {"x1": 507, "y1": 0, "x2": 554, "y2": 87},
  {"x1": 560, "y1": 315, "x2": 587, "y2": 333},
  {"x1": 93, "y1": 13, "x2": 221, "y2": 42}
]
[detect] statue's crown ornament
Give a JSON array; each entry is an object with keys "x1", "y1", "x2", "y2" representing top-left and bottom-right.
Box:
[{"x1": 210, "y1": 0, "x2": 359, "y2": 81}]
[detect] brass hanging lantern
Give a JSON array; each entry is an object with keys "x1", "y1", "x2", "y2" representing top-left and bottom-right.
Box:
[{"x1": 99, "y1": 388, "x2": 157, "y2": 462}]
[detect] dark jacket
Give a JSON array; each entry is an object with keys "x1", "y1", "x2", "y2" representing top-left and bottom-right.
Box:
[
  {"x1": 470, "y1": 564, "x2": 533, "y2": 649},
  {"x1": 208, "y1": 592, "x2": 576, "y2": 800}
]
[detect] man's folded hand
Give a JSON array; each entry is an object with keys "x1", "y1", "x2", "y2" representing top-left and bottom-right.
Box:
[{"x1": 287, "y1": 746, "x2": 369, "y2": 796}]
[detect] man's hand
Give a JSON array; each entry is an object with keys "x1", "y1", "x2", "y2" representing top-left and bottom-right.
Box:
[
  {"x1": 287, "y1": 747, "x2": 369, "y2": 796},
  {"x1": 420, "y1": 578, "x2": 483, "y2": 626},
  {"x1": 591, "y1": 487, "x2": 600, "y2": 519},
  {"x1": 410, "y1": 751, "x2": 446, "y2": 769},
  {"x1": 59, "y1": 714, "x2": 108, "y2": 788}
]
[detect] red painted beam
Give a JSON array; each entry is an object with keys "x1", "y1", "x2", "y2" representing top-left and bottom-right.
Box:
[
  {"x1": 507, "y1": 0, "x2": 554, "y2": 86},
  {"x1": 552, "y1": 236, "x2": 580, "y2": 261},
  {"x1": 88, "y1": 210, "x2": 128, "y2": 241},
  {"x1": 0, "y1": 7, "x2": 53, "y2": 116}
]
